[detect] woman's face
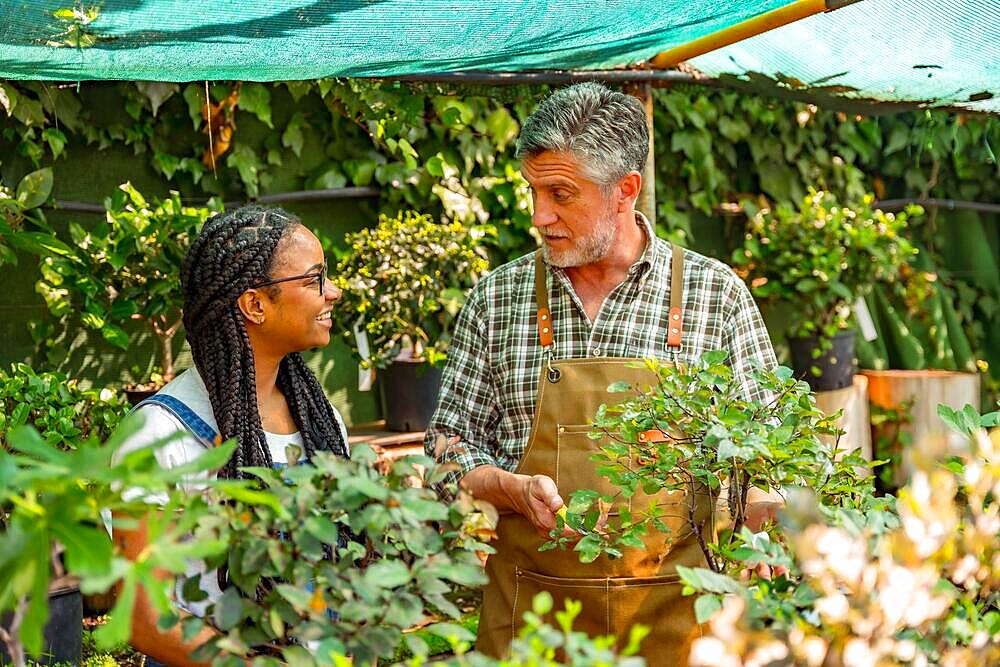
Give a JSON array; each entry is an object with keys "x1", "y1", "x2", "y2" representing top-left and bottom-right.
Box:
[{"x1": 249, "y1": 224, "x2": 342, "y2": 355}]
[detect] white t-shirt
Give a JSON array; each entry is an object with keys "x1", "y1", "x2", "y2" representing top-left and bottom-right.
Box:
[{"x1": 115, "y1": 367, "x2": 349, "y2": 616}]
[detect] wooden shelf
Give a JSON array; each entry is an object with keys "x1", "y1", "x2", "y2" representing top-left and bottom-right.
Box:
[{"x1": 348, "y1": 420, "x2": 426, "y2": 462}]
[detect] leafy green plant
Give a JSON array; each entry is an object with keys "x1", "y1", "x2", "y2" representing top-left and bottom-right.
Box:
[
  {"x1": 733, "y1": 189, "x2": 919, "y2": 341},
  {"x1": 546, "y1": 350, "x2": 868, "y2": 575},
  {"x1": 0, "y1": 416, "x2": 237, "y2": 667},
  {"x1": 34, "y1": 183, "x2": 218, "y2": 384},
  {"x1": 0, "y1": 363, "x2": 127, "y2": 450},
  {"x1": 168, "y1": 445, "x2": 491, "y2": 666},
  {"x1": 331, "y1": 211, "x2": 491, "y2": 368}
]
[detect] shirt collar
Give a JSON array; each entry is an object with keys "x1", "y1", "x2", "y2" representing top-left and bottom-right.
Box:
[{"x1": 628, "y1": 211, "x2": 658, "y2": 278}]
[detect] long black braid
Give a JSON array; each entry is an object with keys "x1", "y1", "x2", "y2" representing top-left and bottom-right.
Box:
[{"x1": 181, "y1": 205, "x2": 348, "y2": 480}]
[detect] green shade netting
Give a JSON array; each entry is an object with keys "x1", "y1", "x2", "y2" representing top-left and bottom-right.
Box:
[
  {"x1": 691, "y1": 0, "x2": 1000, "y2": 114},
  {"x1": 0, "y1": 0, "x2": 792, "y2": 81}
]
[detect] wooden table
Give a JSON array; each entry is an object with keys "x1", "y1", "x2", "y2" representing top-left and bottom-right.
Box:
[{"x1": 348, "y1": 420, "x2": 426, "y2": 465}]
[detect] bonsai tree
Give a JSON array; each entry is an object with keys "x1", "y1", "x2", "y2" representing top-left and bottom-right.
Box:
[
  {"x1": 732, "y1": 190, "x2": 919, "y2": 389},
  {"x1": 331, "y1": 210, "x2": 491, "y2": 369},
  {"x1": 0, "y1": 362, "x2": 127, "y2": 450},
  {"x1": 0, "y1": 417, "x2": 235, "y2": 667},
  {"x1": 546, "y1": 350, "x2": 875, "y2": 574},
  {"x1": 35, "y1": 182, "x2": 218, "y2": 386}
]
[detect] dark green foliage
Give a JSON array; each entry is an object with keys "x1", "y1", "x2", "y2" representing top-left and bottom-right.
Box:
[
  {"x1": 173, "y1": 446, "x2": 492, "y2": 666},
  {"x1": 331, "y1": 211, "x2": 492, "y2": 368},
  {"x1": 0, "y1": 363, "x2": 127, "y2": 450},
  {"x1": 33, "y1": 184, "x2": 217, "y2": 380},
  {"x1": 732, "y1": 190, "x2": 919, "y2": 340}
]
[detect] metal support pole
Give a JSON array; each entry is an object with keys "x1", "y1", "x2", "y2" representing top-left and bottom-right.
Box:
[{"x1": 626, "y1": 82, "x2": 656, "y2": 223}]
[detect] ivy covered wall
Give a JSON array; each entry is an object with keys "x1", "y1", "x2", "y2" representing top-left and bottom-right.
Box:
[{"x1": 1, "y1": 79, "x2": 998, "y2": 420}]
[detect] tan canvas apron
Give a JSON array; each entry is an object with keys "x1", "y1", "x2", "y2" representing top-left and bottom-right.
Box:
[{"x1": 476, "y1": 245, "x2": 712, "y2": 665}]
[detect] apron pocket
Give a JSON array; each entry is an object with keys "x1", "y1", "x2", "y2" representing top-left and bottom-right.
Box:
[
  {"x1": 609, "y1": 573, "x2": 701, "y2": 661},
  {"x1": 513, "y1": 567, "x2": 612, "y2": 638},
  {"x1": 513, "y1": 568, "x2": 699, "y2": 659},
  {"x1": 556, "y1": 423, "x2": 623, "y2": 504}
]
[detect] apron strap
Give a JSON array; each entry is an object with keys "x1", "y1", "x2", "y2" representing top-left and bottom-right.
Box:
[
  {"x1": 533, "y1": 243, "x2": 687, "y2": 350},
  {"x1": 666, "y1": 242, "x2": 685, "y2": 350},
  {"x1": 534, "y1": 250, "x2": 553, "y2": 348}
]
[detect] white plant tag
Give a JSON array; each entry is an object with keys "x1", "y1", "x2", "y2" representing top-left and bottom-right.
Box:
[
  {"x1": 353, "y1": 317, "x2": 375, "y2": 391},
  {"x1": 854, "y1": 296, "x2": 878, "y2": 342}
]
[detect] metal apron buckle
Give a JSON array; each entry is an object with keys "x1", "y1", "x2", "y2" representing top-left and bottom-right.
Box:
[{"x1": 545, "y1": 350, "x2": 561, "y2": 383}]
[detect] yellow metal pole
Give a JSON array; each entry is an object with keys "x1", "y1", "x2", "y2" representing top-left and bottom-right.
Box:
[{"x1": 649, "y1": 0, "x2": 856, "y2": 69}]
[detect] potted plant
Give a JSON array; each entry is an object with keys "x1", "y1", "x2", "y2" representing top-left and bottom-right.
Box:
[
  {"x1": 857, "y1": 265, "x2": 983, "y2": 489},
  {"x1": 547, "y1": 351, "x2": 892, "y2": 661},
  {"x1": 732, "y1": 189, "x2": 919, "y2": 391},
  {"x1": 34, "y1": 182, "x2": 218, "y2": 403},
  {"x1": 0, "y1": 363, "x2": 130, "y2": 625},
  {"x1": 331, "y1": 210, "x2": 491, "y2": 431}
]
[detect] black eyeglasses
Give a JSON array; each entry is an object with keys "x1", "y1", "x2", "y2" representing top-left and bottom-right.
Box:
[{"x1": 253, "y1": 263, "x2": 328, "y2": 295}]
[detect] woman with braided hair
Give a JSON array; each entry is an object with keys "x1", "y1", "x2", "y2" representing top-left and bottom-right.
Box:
[{"x1": 114, "y1": 205, "x2": 349, "y2": 667}]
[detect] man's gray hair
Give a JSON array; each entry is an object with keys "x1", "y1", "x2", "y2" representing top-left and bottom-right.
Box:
[{"x1": 516, "y1": 82, "x2": 649, "y2": 188}]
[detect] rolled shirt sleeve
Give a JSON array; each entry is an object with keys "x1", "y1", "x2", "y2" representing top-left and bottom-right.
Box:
[
  {"x1": 720, "y1": 270, "x2": 779, "y2": 404},
  {"x1": 424, "y1": 283, "x2": 502, "y2": 478}
]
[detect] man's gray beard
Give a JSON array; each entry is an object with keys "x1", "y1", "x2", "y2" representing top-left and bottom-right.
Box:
[{"x1": 543, "y1": 212, "x2": 617, "y2": 268}]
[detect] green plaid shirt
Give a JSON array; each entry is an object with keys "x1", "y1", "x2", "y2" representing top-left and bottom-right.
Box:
[{"x1": 424, "y1": 213, "x2": 777, "y2": 476}]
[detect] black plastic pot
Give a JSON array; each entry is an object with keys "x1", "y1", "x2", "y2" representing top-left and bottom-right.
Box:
[
  {"x1": 379, "y1": 360, "x2": 443, "y2": 432},
  {"x1": 1, "y1": 580, "x2": 82, "y2": 666},
  {"x1": 787, "y1": 329, "x2": 856, "y2": 392}
]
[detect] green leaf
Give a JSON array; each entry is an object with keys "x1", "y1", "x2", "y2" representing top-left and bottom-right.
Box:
[
  {"x1": 281, "y1": 112, "x2": 306, "y2": 157},
  {"x1": 41, "y1": 128, "x2": 67, "y2": 159},
  {"x1": 239, "y1": 83, "x2": 273, "y2": 128},
  {"x1": 226, "y1": 144, "x2": 263, "y2": 197},
  {"x1": 694, "y1": 594, "x2": 722, "y2": 623},
  {"x1": 366, "y1": 559, "x2": 411, "y2": 588},
  {"x1": 135, "y1": 82, "x2": 179, "y2": 116},
  {"x1": 427, "y1": 622, "x2": 475, "y2": 644},
  {"x1": 9, "y1": 231, "x2": 73, "y2": 257},
  {"x1": 213, "y1": 586, "x2": 245, "y2": 631},
  {"x1": 101, "y1": 323, "x2": 130, "y2": 349},
  {"x1": 16, "y1": 168, "x2": 54, "y2": 209},
  {"x1": 0, "y1": 81, "x2": 19, "y2": 115},
  {"x1": 182, "y1": 84, "x2": 205, "y2": 130}
]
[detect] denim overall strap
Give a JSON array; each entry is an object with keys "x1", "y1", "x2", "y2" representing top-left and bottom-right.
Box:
[{"x1": 134, "y1": 394, "x2": 219, "y2": 449}]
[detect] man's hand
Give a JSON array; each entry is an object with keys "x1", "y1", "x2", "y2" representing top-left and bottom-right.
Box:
[
  {"x1": 459, "y1": 466, "x2": 576, "y2": 538},
  {"x1": 741, "y1": 500, "x2": 789, "y2": 580},
  {"x1": 514, "y1": 474, "x2": 565, "y2": 537},
  {"x1": 744, "y1": 500, "x2": 783, "y2": 532}
]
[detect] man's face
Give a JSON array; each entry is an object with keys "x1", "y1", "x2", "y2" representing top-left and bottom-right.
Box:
[{"x1": 522, "y1": 150, "x2": 617, "y2": 268}]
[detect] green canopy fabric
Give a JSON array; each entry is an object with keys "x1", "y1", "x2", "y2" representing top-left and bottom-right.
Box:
[
  {"x1": 0, "y1": 0, "x2": 793, "y2": 81},
  {"x1": 690, "y1": 0, "x2": 1000, "y2": 114}
]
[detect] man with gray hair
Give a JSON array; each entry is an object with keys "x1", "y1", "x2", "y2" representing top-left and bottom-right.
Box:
[{"x1": 425, "y1": 82, "x2": 777, "y2": 663}]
